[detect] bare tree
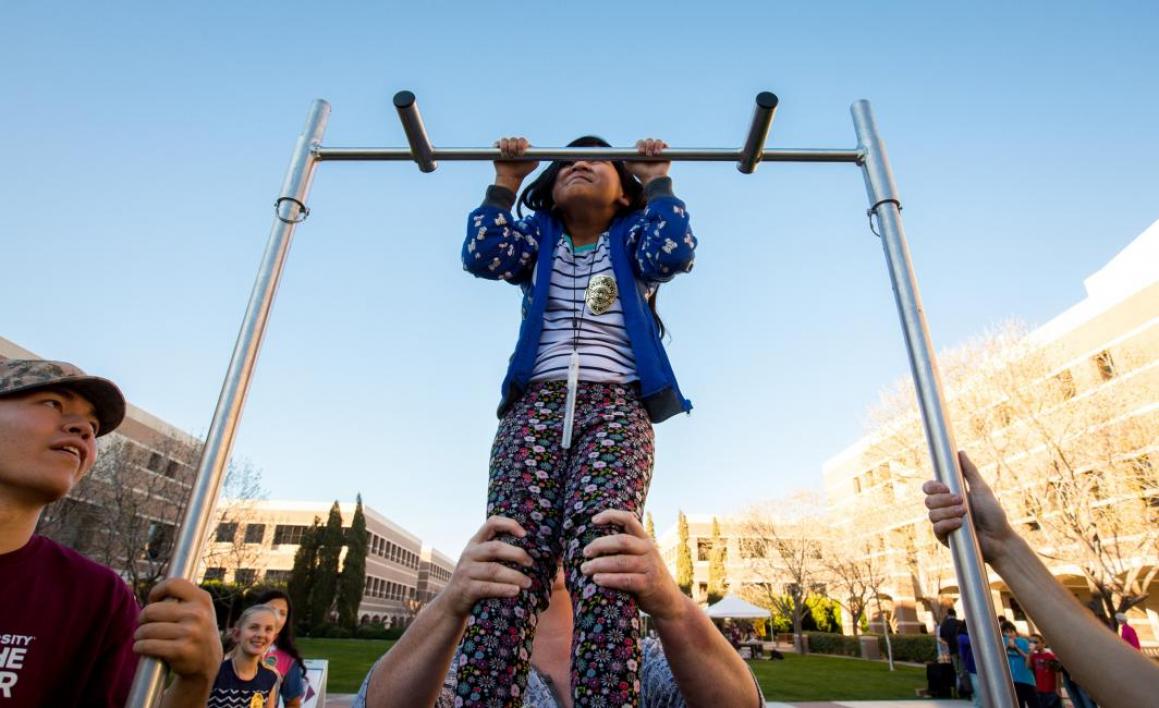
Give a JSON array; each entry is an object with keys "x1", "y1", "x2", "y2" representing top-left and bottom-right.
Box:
[
  {"x1": 869, "y1": 322, "x2": 1159, "y2": 626},
  {"x1": 199, "y1": 458, "x2": 269, "y2": 588},
  {"x1": 738, "y1": 493, "x2": 826, "y2": 652},
  {"x1": 37, "y1": 435, "x2": 199, "y2": 602}
]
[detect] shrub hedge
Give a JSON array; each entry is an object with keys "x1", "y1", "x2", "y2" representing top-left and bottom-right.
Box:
[{"x1": 801, "y1": 632, "x2": 938, "y2": 663}]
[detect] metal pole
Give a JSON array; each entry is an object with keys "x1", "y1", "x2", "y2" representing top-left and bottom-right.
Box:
[
  {"x1": 125, "y1": 99, "x2": 331, "y2": 708},
  {"x1": 850, "y1": 99, "x2": 1015, "y2": 708},
  {"x1": 314, "y1": 146, "x2": 862, "y2": 163}
]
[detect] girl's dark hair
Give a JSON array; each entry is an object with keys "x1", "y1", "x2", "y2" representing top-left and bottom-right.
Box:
[
  {"x1": 254, "y1": 588, "x2": 307, "y2": 677},
  {"x1": 516, "y1": 135, "x2": 644, "y2": 219},
  {"x1": 516, "y1": 135, "x2": 666, "y2": 339}
]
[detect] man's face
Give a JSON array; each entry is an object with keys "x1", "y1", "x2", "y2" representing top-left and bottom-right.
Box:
[{"x1": 0, "y1": 387, "x2": 99, "y2": 505}]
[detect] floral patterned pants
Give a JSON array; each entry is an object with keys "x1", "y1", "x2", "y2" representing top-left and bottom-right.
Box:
[{"x1": 455, "y1": 380, "x2": 655, "y2": 708}]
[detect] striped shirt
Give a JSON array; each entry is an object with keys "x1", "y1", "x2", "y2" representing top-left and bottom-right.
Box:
[{"x1": 530, "y1": 234, "x2": 645, "y2": 384}]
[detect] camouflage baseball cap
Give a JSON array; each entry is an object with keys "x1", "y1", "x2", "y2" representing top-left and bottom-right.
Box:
[{"x1": 0, "y1": 359, "x2": 126, "y2": 436}]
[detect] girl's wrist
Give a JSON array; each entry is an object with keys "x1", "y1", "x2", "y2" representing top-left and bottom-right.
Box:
[{"x1": 494, "y1": 174, "x2": 523, "y2": 193}]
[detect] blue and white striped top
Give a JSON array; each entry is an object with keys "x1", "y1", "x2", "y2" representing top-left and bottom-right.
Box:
[{"x1": 530, "y1": 234, "x2": 646, "y2": 384}]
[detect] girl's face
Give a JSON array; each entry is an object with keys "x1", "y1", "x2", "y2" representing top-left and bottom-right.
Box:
[
  {"x1": 265, "y1": 597, "x2": 289, "y2": 634},
  {"x1": 234, "y1": 610, "x2": 277, "y2": 658},
  {"x1": 551, "y1": 160, "x2": 629, "y2": 214}
]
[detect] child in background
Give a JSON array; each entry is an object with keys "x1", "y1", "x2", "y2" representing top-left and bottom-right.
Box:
[
  {"x1": 1028, "y1": 633, "x2": 1061, "y2": 708},
  {"x1": 458, "y1": 135, "x2": 696, "y2": 706},
  {"x1": 255, "y1": 589, "x2": 309, "y2": 707},
  {"x1": 209, "y1": 604, "x2": 281, "y2": 708}
]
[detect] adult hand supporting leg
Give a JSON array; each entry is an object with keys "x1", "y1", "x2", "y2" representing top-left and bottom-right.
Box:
[{"x1": 583, "y1": 509, "x2": 762, "y2": 707}]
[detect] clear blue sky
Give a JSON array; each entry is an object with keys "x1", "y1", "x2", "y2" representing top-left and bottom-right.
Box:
[{"x1": 3, "y1": 1, "x2": 1157, "y2": 558}]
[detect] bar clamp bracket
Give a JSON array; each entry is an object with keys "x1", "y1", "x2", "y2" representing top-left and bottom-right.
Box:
[{"x1": 274, "y1": 196, "x2": 310, "y2": 224}]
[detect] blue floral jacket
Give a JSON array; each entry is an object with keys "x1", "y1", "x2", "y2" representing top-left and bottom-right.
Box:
[{"x1": 461, "y1": 178, "x2": 696, "y2": 423}]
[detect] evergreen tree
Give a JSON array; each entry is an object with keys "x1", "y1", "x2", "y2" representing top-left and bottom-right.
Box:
[
  {"x1": 309, "y1": 502, "x2": 345, "y2": 630},
  {"x1": 707, "y1": 516, "x2": 727, "y2": 604},
  {"x1": 337, "y1": 495, "x2": 369, "y2": 629},
  {"x1": 287, "y1": 517, "x2": 321, "y2": 631},
  {"x1": 676, "y1": 510, "x2": 693, "y2": 597},
  {"x1": 645, "y1": 512, "x2": 656, "y2": 542}
]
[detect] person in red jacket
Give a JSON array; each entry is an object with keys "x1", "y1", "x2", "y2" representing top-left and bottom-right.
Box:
[
  {"x1": 1027, "y1": 633, "x2": 1061, "y2": 708},
  {"x1": 1115, "y1": 612, "x2": 1142, "y2": 650}
]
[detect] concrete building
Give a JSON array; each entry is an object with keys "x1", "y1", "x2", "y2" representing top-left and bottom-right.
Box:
[
  {"x1": 417, "y1": 545, "x2": 456, "y2": 604},
  {"x1": 1, "y1": 336, "x2": 201, "y2": 587},
  {"x1": 200, "y1": 500, "x2": 454, "y2": 628},
  {"x1": 821, "y1": 219, "x2": 1159, "y2": 641}
]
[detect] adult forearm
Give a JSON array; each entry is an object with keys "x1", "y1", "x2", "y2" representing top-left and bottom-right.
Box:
[
  {"x1": 365, "y1": 594, "x2": 468, "y2": 707},
  {"x1": 653, "y1": 596, "x2": 760, "y2": 708},
  {"x1": 992, "y1": 535, "x2": 1159, "y2": 707}
]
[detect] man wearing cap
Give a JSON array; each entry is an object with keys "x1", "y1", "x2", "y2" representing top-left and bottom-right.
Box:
[{"x1": 0, "y1": 359, "x2": 221, "y2": 706}]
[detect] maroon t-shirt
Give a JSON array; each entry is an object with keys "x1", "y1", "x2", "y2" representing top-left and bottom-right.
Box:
[{"x1": 0, "y1": 535, "x2": 140, "y2": 706}]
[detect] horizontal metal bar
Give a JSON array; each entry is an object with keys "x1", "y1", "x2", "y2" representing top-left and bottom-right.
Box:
[{"x1": 313, "y1": 146, "x2": 863, "y2": 164}]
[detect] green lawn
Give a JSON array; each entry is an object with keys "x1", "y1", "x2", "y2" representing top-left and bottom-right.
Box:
[
  {"x1": 298, "y1": 638, "x2": 395, "y2": 693},
  {"x1": 749, "y1": 653, "x2": 926, "y2": 701},
  {"x1": 299, "y1": 639, "x2": 926, "y2": 699}
]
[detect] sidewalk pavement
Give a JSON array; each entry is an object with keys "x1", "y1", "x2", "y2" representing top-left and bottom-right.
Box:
[{"x1": 326, "y1": 697, "x2": 967, "y2": 707}]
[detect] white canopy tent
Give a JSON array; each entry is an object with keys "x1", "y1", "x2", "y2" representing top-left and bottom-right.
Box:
[{"x1": 704, "y1": 595, "x2": 772, "y2": 619}]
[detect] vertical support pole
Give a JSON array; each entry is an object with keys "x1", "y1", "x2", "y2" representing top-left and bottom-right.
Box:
[
  {"x1": 850, "y1": 100, "x2": 1016, "y2": 708},
  {"x1": 125, "y1": 99, "x2": 331, "y2": 708}
]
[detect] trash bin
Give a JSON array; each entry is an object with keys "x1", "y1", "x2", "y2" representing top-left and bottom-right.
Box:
[{"x1": 860, "y1": 635, "x2": 881, "y2": 660}]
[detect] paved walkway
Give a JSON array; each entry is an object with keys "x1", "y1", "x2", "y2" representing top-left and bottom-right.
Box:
[{"x1": 326, "y1": 697, "x2": 967, "y2": 707}]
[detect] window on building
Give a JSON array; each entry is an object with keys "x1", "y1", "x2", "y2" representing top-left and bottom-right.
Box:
[
  {"x1": 235, "y1": 568, "x2": 256, "y2": 586},
  {"x1": 1084, "y1": 469, "x2": 1105, "y2": 501},
  {"x1": 244, "y1": 524, "x2": 266, "y2": 544},
  {"x1": 203, "y1": 567, "x2": 226, "y2": 582},
  {"x1": 146, "y1": 452, "x2": 165, "y2": 473},
  {"x1": 970, "y1": 415, "x2": 986, "y2": 436},
  {"x1": 696, "y1": 539, "x2": 712, "y2": 562},
  {"x1": 1009, "y1": 596, "x2": 1028, "y2": 622},
  {"x1": 1093, "y1": 350, "x2": 1116, "y2": 381},
  {"x1": 264, "y1": 570, "x2": 291, "y2": 586},
  {"x1": 1126, "y1": 453, "x2": 1152, "y2": 478},
  {"x1": 272, "y1": 524, "x2": 307, "y2": 545},
  {"x1": 164, "y1": 459, "x2": 183, "y2": 479},
  {"x1": 215, "y1": 522, "x2": 238, "y2": 543},
  {"x1": 852, "y1": 477, "x2": 861, "y2": 494},
  {"x1": 1054, "y1": 370, "x2": 1076, "y2": 400},
  {"x1": 145, "y1": 522, "x2": 174, "y2": 561}
]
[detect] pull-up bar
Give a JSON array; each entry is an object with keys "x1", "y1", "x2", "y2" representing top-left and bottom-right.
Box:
[
  {"x1": 316, "y1": 91, "x2": 862, "y2": 167},
  {"x1": 127, "y1": 90, "x2": 1017, "y2": 707}
]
